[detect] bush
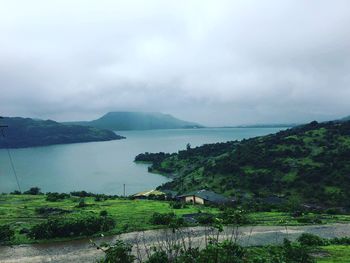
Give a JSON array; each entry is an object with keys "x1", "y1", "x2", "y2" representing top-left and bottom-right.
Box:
[
  {"x1": 198, "y1": 241, "x2": 246, "y2": 263},
  {"x1": 145, "y1": 250, "x2": 168, "y2": 263},
  {"x1": 282, "y1": 239, "x2": 315, "y2": 262},
  {"x1": 46, "y1": 192, "x2": 70, "y2": 202},
  {"x1": 24, "y1": 187, "x2": 41, "y2": 195},
  {"x1": 150, "y1": 212, "x2": 176, "y2": 225},
  {"x1": 100, "y1": 210, "x2": 108, "y2": 217},
  {"x1": 197, "y1": 214, "x2": 215, "y2": 225},
  {"x1": 76, "y1": 199, "x2": 87, "y2": 208},
  {"x1": 296, "y1": 215, "x2": 322, "y2": 224},
  {"x1": 99, "y1": 240, "x2": 135, "y2": 263},
  {"x1": 0, "y1": 225, "x2": 15, "y2": 243},
  {"x1": 169, "y1": 201, "x2": 186, "y2": 209},
  {"x1": 297, "y1": 233, "x2": 325, "y2": 246},
  {"x1": 10, "y1": 190, "x2": 21, "y2": 195},
  {"x1": 220, "y1": 209, "x2": 251, "y2": 225},
  {"x1": 28, "y1": 215, "x2": 116, "y2": 239},
  {"x1": 35, "y1": 207, "x2": 69, "y2": 215},
  {"x1": 330, "y1": 237, "x2": 350, "y2": 245}
]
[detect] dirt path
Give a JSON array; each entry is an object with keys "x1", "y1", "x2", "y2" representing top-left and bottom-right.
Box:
[{"x1": 1, "y1": 224, "x2": 350, "y2": 263}]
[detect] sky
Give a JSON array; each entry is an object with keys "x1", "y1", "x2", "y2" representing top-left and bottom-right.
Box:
[{"x1": 0, "y1": 0, "x2": 350, "y2": 126}]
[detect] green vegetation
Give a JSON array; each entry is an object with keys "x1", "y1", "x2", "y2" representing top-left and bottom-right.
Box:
[
  {"x1": 138, "y1": 121, "x2": 350, "y2": 208},
  {"x1": 0, "y1": 193, "x2": 218, "y2": 244},
  {"x1": 98, "y1": 236, "x2": 315, "y2": 263},
  {"x1": 0, "y1": 116, "x2": 124, "y2": 148},
  {"x1": 317, "y1": 245, "x2": 350, "y2": 262},
  {"x1": 2, "y1": 193, "x2": 350, "y2": 245},
  {"x1": 66, "y1": 111, "x2": 203, "y2": 130}
]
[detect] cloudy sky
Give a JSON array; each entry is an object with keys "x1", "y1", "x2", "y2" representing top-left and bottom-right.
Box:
[{"x1": 1, "y1": 0, "x2": 350, "y2": 126}]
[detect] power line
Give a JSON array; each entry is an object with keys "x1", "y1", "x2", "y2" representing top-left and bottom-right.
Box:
[{"x1": 0, "y1": 118, "x2": 22, "y2": 192}]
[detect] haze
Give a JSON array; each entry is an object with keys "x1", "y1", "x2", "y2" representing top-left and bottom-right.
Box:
[{"x1": 1, "y1": 0, "x2": 350, "y2": 126}]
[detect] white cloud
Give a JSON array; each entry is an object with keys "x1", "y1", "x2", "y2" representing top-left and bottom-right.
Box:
[{"x1": 0, "y1": 0, "x2": 350, "y2": 125}]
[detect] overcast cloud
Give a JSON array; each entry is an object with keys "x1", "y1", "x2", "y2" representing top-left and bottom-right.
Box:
[{"x1": 0, "y1": 0, "x2": 350, "y2": 125}]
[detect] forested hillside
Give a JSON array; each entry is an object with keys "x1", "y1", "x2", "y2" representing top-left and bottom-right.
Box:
[
  {"x1": 136, "y1": 121, "x2": 350, "y2": 207},
  {"x1": 0, "y1": 117, "x2": 124, "y2": 148}
]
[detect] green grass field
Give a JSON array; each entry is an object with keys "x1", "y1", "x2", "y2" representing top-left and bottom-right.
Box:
[
  {"x1": 316, "y1": 245, "x2": 350, "y2": 262},
  {"x1": 2, "y1": 194, "x2": 350, "y2": 245},
  {"x1": 0, "y1": 194, "x2": 218, "y2": 244}
]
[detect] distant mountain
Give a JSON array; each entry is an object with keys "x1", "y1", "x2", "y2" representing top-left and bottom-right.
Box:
[
  {"x1": 66, "y1": 112, "x2": 203, "y2": 131},
  {"x1": 0, "y1": 117, "x2": 124, "y2": 148},
  {"x1": 340, "y1": 116, "x2": 350, "y2": 121},
  {"x1": 230, "y1": 124, "x2": 299, "y2": 128}
]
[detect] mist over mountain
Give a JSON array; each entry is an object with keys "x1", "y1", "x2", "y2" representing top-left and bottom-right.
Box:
[{"x1": 65, "y1": 112, "x2": 203, "y2": 131}]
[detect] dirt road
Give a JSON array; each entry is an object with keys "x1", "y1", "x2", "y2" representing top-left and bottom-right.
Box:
[{"x1": 1, "y1": 224, "x2": 349, "y2": 263}]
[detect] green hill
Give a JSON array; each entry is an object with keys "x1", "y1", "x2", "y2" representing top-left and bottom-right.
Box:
[
  {"x1": 66, "y1": 112, "x2": 203, "y2": 131},
  {"x1": 0, "y1": 117, "x2": 124, "y2": 148},
  {"x1": 136, "y1": 120, "x2": 350, "y2": 207}
]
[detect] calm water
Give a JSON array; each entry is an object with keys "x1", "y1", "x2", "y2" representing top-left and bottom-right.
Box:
[{"x1": 0, "y1": 128, "x2": 284, "y2": 195}]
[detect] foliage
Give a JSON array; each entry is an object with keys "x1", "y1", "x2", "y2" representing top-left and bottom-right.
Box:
[
  {"x1": 28, "y1": 215, "x2": 116, "y2": 239},
  {"x1": 98, "y1": 240, "x2": 135, "y2": 263},
  {"x1": 46, "y1": 192, "x2": 70, "y2": 202},
  {"x1": 141, "y1": 120, "x2": 350, "y2": 208},
  {"x1": 0, "y1": 224, "x2": 15, "y2": 243},
  {"x1": 219, "y1": 209, "x2": 252, "y2": 225},
  {"x1": 150, "y1": 212, "x2": 176, "y2": 225},
  {"x1": 24, "y1": 187, "x2": 42, "y2": 195},
  {"x1": 0, "y1": 194, "x2": 218, "y2": 244},
  {"x1": 297, "y1": 233, "x2": 325, "y2": 246}
]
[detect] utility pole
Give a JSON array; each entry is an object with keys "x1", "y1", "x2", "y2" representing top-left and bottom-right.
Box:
[
  {"x1": 0, "y1": 116, "x2": 21, "y2": 192},
  {"x1": 0, "y1": 117, "x2": 8, "y2": 134},
  {"x1": 123, "y1": 184, "x2": 126, "y2": 197}
]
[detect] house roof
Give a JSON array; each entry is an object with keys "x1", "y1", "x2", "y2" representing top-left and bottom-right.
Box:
[
  {"x1": 178, "y1": 189, "x2": 231, "y2": 203},
  {"x1": 132, "y1": 189, "x2": 165, "y2": 197}
]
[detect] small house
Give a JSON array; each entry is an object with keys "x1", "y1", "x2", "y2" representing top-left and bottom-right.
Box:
[{"x1": 177, "y1": 189, "x2": 233, "y2": 205}]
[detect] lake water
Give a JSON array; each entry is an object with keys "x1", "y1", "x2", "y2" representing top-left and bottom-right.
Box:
[{"x1": 0, "y1": 128, "x2": 285, "y2": 195}]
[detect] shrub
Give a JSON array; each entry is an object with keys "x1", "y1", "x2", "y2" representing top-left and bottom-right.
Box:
[
  {"x1": 35, "y1": 207, "x2": 69, "y2": 215},
  {"x1": 198, "y1": 241, "x2": 246, "y2": 263},
  {"x1": 100, "y1": 210, "x2": 108, "y2": 217},
  {"x1": 24, "y1": 187, "x2": 41, "y2": 195},
  {"x1": 297, "y1": 233, "x2": 325, "y2": 246},
  {"x1": 296, "y1": 215, "x2": 322, "y2": 224},
  {"x1": 330, "y1": 237, "x2": 350, "y2": 245},
  {"x1": 145, "y1": 250, "x2": 168, "y2": 263},
  {"x1": 46, "y1": 192, "x2": 70, "y2": 202},
  {"x1": 76, "y1": 199, "x2": 87, "y2": 208},
  {"x1": 282, "y1": 239, "x2": 315, "y2": 262},
  {"x1": 150, "y1": 212, "x2": 176, "y2": 225},
  {"x1": 99, "y1": 240, "x2": 135, "y2": 263},
  {"x1": 197, "y1": 214, "x2": 215, "y2": 225},
  {"x1": 0, "y1": 225, "x2": 15, "y2": 243},
  {"x1": 28, "y1": 215, "x2": 116, "y2": 239},
  {"x1": 170, "y1": 201, "x2": 185, "y2": 209},
  {"x1": 10, "y1": 190, "x2": 21, "y2": 195},
  {"x1": 220, "y1": 209, "x2": 251, "y2": 225}
]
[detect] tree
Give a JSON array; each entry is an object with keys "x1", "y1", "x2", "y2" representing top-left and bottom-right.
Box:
[{"x1": 24, "y1": 187, "x2": 41, "y2": 195}]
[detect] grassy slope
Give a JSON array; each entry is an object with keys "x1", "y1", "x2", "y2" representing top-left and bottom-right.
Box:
[{"x1": 147, "y1": 121, "x2": 350, "y2": 207}]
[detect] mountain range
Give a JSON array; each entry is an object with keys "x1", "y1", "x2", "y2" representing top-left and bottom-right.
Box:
[{"x1": 65, "y1": 112, "x2": 203, "y2": 131}]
